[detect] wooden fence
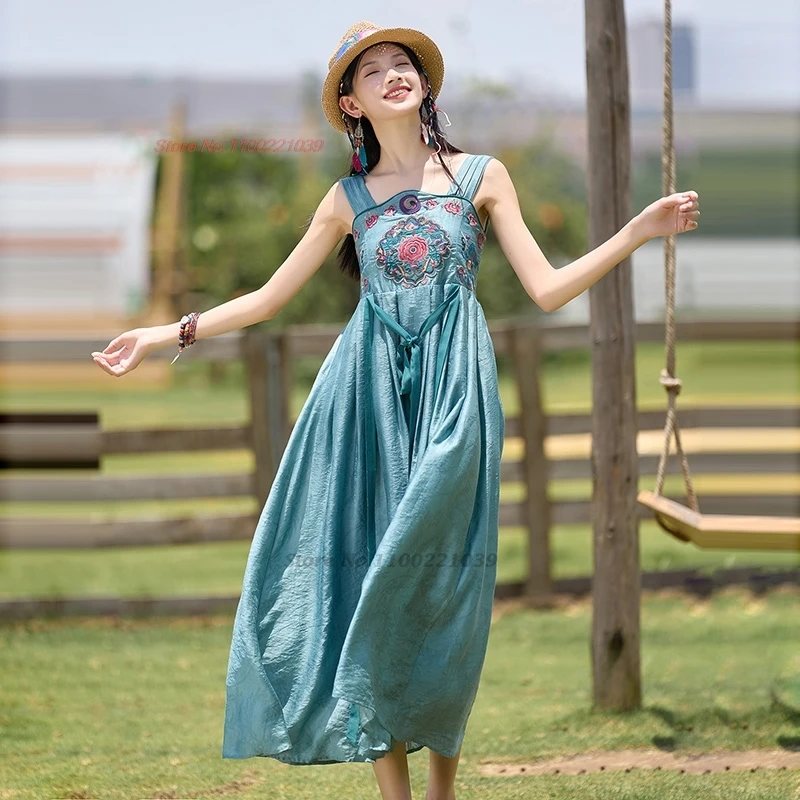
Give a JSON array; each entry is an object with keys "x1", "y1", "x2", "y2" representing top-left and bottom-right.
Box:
[{"x1": 0, "y1": 317, "x2": 797, "y2": 618}]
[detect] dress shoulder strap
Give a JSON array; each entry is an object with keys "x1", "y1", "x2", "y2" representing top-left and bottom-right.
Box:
[
  {"x1": 340, "y1": 175, "x2": 374, "y2": 219},
  {"x1": 449, "y1": 154, "x2": 493, "y2": 202}
]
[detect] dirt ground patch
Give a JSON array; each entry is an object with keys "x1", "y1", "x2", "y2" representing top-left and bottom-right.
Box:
[{"x1": 478, "y1": 749, "x2": 800, "y2": 776}]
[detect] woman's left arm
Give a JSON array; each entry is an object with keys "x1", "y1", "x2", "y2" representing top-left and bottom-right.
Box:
[{"x1": 481, "y1": 158, "x2": 700, "y2": 313}]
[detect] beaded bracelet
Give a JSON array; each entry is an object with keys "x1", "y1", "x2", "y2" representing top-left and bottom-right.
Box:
[{"x1": 170, "y1": 312, "x2": 201, "y2": 365}]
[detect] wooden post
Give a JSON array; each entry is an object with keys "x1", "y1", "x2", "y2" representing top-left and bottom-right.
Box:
[
  {"x1": 509, "y1": 319, "x2": 553, "y2": 606},
  {"x1": 148, "y1": 101, "x2": 187, "y2": 325},
  {"x1": 584, "y1": 0, "x2": 642, "y2": 710},
  {"x1": 243, "y1": 327, "x2": 291, "y2": 507}
]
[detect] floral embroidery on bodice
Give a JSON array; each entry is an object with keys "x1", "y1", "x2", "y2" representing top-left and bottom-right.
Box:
[{"x1": 341, "y1": 155, "x2": 493, "y2": 298}]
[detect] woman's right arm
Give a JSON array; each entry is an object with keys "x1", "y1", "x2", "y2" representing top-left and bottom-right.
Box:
[
  {"x1": 155, "y1": 181, "x2": 349, "y2": 343},
  {"x1": 92, "y1": 181, "x2": 350, "y2": 377}
]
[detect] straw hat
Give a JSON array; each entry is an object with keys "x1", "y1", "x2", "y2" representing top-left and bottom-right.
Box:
[{"x1": 321, "y1": 20, "x2": 445, "y2": 133}]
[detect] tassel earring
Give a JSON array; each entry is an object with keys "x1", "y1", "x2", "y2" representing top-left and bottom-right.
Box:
[
  {"x1": 421, "y1": 120, "x2": 435, "y2": 149},
  {"x1": 420, "y1": 97, "x2": 434, "y2": 149},
  {"x1": 351, "y1": 117, "x2": 368, "y2": 174}
]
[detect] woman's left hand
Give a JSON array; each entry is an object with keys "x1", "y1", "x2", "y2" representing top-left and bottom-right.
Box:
[{"x1": 634, "y1": 191, "x2": 700, "y2": 241}]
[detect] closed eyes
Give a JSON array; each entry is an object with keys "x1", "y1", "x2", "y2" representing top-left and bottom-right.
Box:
[{"x1": 365, "y1": 60, "x2": 411, "y2": 77}]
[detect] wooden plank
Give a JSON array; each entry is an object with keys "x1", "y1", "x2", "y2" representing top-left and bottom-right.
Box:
[
  {"x1": 645, "y1": 451, "x2": 800, "y2": 476},
  {"x1": 0, "y1": 415, "x2": 100, "y2": 469},
  {"x1": 498, "y1": 407, "x2": 800, "y2": 439},
  {"x1": 0, "y1": 473, "x2": 255, "y2": 502},
  {"x1": 280, "y1": 325, "x2": 348, "y2": 357},
  {"x1": 637, "y1": 407, "x2": 800, "y2": 431},
  {"x1": 0, "y1": 334, "x2": 243, "y2": 362},
  {"x1": 0, "y1": 412, "x2": 98, "y2": 424},
  {"x1": 499, "y1": 500, "x2": 526, "y2": 527},
  {"x1": 503, "y1": 414, "x2": 520, "y2": 439},
  {"x1": 1, "y1": 317, "x2": 794, "y2": 362},
  {"x1": 0, "y1": 513, "x2": 258, "y2": 549},
  {"x1": 548, "y1": 451, "x2": 800, "y2": 480},
  {"x1": 495, "y1": 567, "x2": 799, "y2": 602},
  {"x1": 508, "y1": 320, "x2": 552, "y2": 599},
  {"x1": 500, "y1": 459, "x2": 524, "y2": 483},
  {"x1": 5, "y1": 457, "x2": 793, "y2": 508},
  {"x1": 538, "y1": 319, "x2": 800, "y2": 353},
  {"x1": 546, "y1": 406, "x2": 800, "y2": 436},
  {"x1": 101, "y1": 425, "x2": 252, "y2": 454}
]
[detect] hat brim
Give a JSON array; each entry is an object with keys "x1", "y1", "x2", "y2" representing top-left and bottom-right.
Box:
[{"x1": 322, "y1": 27, "x2": 445, "y2": 133}]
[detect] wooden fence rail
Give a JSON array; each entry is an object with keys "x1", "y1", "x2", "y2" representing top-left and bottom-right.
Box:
[
  {"x1": 1, "y1": 318, "x2": 797, "y2": 362},
  {"x1": 0, "y1": 317, "x2": 797, "y2": 616}
]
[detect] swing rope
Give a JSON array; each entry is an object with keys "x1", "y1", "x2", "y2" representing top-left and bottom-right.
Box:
[{"x1": 652, "y1": 0, "x2": 699, "y2": 511}]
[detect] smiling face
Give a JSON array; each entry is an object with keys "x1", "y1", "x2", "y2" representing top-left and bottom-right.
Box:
[{"x1": 338, "y1": 42, "x2": 428, "y2": 127}]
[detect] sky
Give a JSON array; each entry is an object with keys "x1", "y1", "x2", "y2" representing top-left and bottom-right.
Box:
[{"x1": 1, "y1": 0, "x2": 798, "y2": 108}]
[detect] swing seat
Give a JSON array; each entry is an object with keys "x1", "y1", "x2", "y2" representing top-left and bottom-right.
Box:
[{"x1": 637, "y1": 490, "x2": 800, "y2": 552}]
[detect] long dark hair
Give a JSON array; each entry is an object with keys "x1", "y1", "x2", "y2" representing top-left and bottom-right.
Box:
[{"x1": 307, "y1": 42, "x2": 464, "y2": 282}]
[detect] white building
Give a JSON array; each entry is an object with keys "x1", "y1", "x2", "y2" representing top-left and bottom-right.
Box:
[{"x1": 0, "y1": 132, "x2": 159, "y2": 324}]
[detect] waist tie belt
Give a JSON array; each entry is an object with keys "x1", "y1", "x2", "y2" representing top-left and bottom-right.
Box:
[{"x1": 362, "y1": 284, "x2": 462, "y2": 563}]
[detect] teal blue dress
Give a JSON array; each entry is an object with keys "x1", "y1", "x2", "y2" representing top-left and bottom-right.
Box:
[{"x1": 222, "y1": 153, "x2": 505, "y2": 765}]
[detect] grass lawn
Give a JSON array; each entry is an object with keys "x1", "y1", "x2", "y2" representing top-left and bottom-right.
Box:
[{"x1": 0, "y1": 587, "x2": 797, "y2": 799}]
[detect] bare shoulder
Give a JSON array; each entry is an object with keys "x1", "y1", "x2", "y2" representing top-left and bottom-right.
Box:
[
  {"x1": 477, "y1": 156, "x2": 517, "y2": 214},
  {"x1": 482, "y1": 156, "x2": 513, "y2": 193},
  {"x1": 310, "y1": 179, "x2": 352, "y2": 239}
]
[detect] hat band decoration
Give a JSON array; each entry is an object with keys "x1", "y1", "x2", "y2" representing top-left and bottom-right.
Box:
[{"x1": 334, "y1": 28, "x2": 381, "y2": 64}]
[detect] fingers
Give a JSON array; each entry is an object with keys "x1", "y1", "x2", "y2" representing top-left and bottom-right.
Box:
[
  {"x1": 678, "y1": 190, "x2": 699, "y2": 212},
  {"x1": 677, "y1": 191, "x2": 699, "y2": 232},
  {"x1": 91, "y1": 347, "x2": 124, "y2": 366},
  {"x1": 92, "y1": 353, "x2": 116, "y2": 376},
  {"x1": 102, "y1": 337, "x2": 125, "y2": 355},
  {"x1": 91, "y1": 331, "x2": 135, "y2": 375},
  {"x1": 91, "y1": 336, "x2": 124, "y2": 359},
  {"x1": 91, "y1": 351, "x2": 130, "y2": 377},
  {"x1": 92, "y1": 353, "x2": 117, "y2": 376},
  {"x1": 681, "y1": 204, "x2": 700, "y2": 231},
  {"x1": 663, "y1": 192, "x2": 698, "y2": 213},
  {"x1": 104, "y1": 349, "x2": 125, "y2": 366}
]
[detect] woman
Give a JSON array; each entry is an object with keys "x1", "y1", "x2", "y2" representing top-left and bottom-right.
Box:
[{"x1": 92, "y1": 20, "x2": 700, "y2": 800}]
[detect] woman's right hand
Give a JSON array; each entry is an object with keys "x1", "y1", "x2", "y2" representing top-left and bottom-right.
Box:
[{"x1": 91, "y1": 328, "x2": 160, "y2": 377}]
